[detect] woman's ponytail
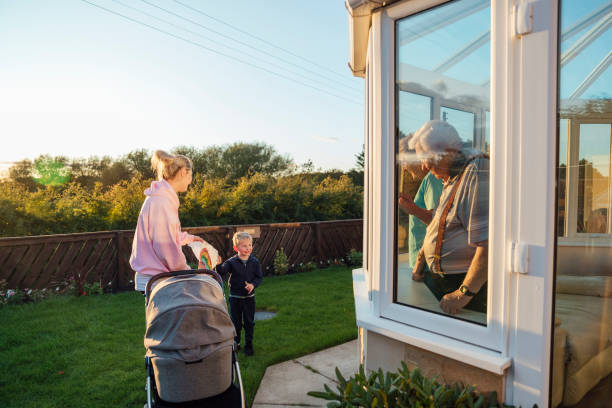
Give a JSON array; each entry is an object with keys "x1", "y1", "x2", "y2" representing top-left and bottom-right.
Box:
[{"x1": 151, "y1": 150, "x2": 192, "y2": 180}]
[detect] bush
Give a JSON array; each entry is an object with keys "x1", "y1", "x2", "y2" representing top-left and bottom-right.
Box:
[
  {"x1": 296, "y1": 261, "x2": 317, "y2": 273},
  {"x1": 0, "y1": 279, "x2": 52, "y2": 306},
  {"x1": 273, "y1": 247, "x2": 289, "y2": 275},
  {"x1": 83, "y1": 282, "x2": 104, "y2": 296},
  {"x1": 1, "y1": 145, "x2": 364, "y2": 237},
  {"x1": 345, "y1": 249, "x2": 363, "y2": 267},
  {"x1": 308, "y1": 363, "x2": 527, "y2": 408},
  {"x1": 63, "y1": 274, "x2": 106, "y2": 297}
]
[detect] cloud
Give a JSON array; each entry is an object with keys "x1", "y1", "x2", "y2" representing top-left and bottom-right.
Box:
[{"x1": 312, "y1": 135, "x2": 339, "y2": 143}]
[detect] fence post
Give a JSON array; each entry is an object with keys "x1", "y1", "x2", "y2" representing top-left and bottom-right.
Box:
[
  {"x1": 115, "y1": 231, "x2": 125, "y2": 290},
  {"x1": 313, "y1": 223, "x2": 323, "y2": 263},
  {"x1": 225, "y1": 227, "x2": 234, "y2": 260}
]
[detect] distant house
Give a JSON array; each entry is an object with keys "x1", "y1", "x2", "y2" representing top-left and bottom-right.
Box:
[{"x1": 345, "y1": 1, "x2": 611, "y2": 407}]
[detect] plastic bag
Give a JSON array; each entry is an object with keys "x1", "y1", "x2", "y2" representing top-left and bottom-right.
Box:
[{"x1": 188, "y1": 240, "x2": 221, "y2": 270}]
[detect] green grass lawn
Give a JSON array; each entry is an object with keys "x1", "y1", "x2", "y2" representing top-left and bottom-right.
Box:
[{"x1": 0, "y1": 266, "x2": 357, "y2": 408}]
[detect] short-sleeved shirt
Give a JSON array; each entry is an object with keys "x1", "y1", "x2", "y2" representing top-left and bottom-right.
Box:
[
  {"x1": 422, "y1": 152, "x2": 489, "y2": 275},
  {"x1": 408, "y1": 172, "x2": 444, "y2": 268}
]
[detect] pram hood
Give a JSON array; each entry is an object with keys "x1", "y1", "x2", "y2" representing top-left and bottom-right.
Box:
[{"x1": 145, "y1": 274, "x2": 235, "y2": 362}]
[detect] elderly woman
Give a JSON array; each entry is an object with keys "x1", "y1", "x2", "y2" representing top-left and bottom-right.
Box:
[
  {"x1": 407, "y1": 120, "x2": 489, "y2": 315},
  {"x1": 397, "y1": 135, "x2": 443, "y2": 269}
]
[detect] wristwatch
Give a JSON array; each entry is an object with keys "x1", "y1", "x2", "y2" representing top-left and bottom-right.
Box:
[{"x1": 459, "y1": 285, "x2": 477, "y2": 297}]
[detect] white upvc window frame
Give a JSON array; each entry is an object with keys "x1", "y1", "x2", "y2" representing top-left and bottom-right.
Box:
[
  {"x1": 359, "y1": 0, "x2": 559, "y2": 405},
  {"x1": 365, "y1": 0, "x2": 510, "y2": 358},
  {"x1": 559, "y1": 115, "x2": 612, "y2": 244}
]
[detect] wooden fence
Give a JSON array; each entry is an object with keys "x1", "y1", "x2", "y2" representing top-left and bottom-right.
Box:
[{"x1": 0, "y1": 220, "x2": 362, "y2": 291}]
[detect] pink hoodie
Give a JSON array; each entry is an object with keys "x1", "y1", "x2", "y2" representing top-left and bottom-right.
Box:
[{"x1": 130, "y1": 179, "x2": 197, "y2": 284}]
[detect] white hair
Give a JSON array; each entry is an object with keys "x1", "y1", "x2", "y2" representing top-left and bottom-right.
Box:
[{"x1": 408, "y1": 120, "x2": 462, "y2": 163}]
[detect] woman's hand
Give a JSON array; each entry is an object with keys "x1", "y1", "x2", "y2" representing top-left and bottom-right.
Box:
[
  {"x1": 399, "y1": 193, "x2": 418, "y2": 214},
  {"x1": 192, "y1": 235, "x2": 204, "y2": 243},
  {"x1": 411, "y1": 250, "x2": 425, "y2": 281}
]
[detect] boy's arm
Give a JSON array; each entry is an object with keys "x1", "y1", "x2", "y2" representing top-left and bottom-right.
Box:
[
  {"x1": 215, "y1": 259, "x2": 230, "y2": 280},
  {"x1": 251, "y1": 260, "x2": 263, "y2": 288}
]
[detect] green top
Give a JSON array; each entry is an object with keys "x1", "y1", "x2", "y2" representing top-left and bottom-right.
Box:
[{"x1": 408, "y1": 172, "x2": 443, "y2": 268}]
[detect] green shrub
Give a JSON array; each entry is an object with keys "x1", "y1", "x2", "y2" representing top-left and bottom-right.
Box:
[
  {"x1": 296, "y1": 261, "x2": 318, "y2": 273},
  {"x1": 0, "y1": 279, "x2": 52, "y2": 306},
  {"x1": 273, "y1": 247, "x2": 289, "y2": 275},
  {"x1": 345, "y1": 249, "x2": 363, "y2": 267},
  {"x1": 308, "y1": 363, "x2": 527, "y2": 408},
  {"x1": 83, "y1": 282, "x2": 104, "y2": 296},
  {"x1": 1, "y1": 146, "x2": 365, "y2": 237}
]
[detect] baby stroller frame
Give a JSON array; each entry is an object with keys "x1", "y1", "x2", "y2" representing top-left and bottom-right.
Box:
[{"x1": 144, "y1": 269, "x2": 245, "y2": 408}]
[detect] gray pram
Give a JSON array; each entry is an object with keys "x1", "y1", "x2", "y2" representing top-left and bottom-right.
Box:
[{"x1": 144, "y1": 269, "x2": 245, "y2": 408}]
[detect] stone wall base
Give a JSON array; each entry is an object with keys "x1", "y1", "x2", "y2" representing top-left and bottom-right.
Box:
[{"x1": 362, "y1": 329, "x2": 506, "y2": 402}]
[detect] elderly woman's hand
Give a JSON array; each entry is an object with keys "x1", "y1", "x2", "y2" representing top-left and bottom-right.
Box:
[
  {"x1": 411, "y1": 249, "x2": 425, "y2": 281},
  {"x1": 399, "y1": 193, "x2": 418, "y2": 214}
]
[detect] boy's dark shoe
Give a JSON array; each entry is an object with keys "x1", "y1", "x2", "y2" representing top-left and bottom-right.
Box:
[{"x1": 245, "y1": 342, "x2": 254, "y2": 356}]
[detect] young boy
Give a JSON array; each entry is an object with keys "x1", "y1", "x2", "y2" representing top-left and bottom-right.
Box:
[{"x1": 216, "y1": 232, "x2": 263, "y2": 356}]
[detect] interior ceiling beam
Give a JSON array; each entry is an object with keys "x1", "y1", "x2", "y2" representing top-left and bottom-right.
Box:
[
  {"x1": 569, "y1": 50, "x2": 612, "y2": 100},
  {"x1": 433, "y1": 30, "x2": 489, "y2": 74},
  {"x1": 561, "y1": 12, "x2": 612, "y2": 67},
  {"x1": 561, "y1": 2, "x2": 612, "y2": 43}
]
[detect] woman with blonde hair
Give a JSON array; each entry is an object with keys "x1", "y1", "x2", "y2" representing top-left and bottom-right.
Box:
[{"x1": 130, "y1": 150, "x2": 204, "y2": 292}]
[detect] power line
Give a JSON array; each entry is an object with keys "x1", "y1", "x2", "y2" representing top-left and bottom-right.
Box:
[
  {"x1": 172, "y1": 0, "x2": 357, "y2": 84},
  {"x1": 79, "y1": 0, "x2": 362, "y2": 106},
  {"x1": 108, "y1": 0, "x2": 361, "y2": 98},
  {"x1": 139, "y1": 0, "x2": 362, "y2": 94}
]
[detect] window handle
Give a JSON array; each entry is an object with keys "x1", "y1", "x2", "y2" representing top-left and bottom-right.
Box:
[
  {"x1": 509, "y1": 241, "x2": 530, "y2": 274},
  {"x1": 513, "y1": 1, "x2": 533, "y2": 38}
]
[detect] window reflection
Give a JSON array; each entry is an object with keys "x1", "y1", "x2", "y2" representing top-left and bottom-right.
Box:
[
  {"x1": 440, "y1": 106, "x2": 475, "y2": 148},
  {"x1": 552, "y1": 1, "x2": 612, "y2": 406},
  {"x1": 397, "y1": 92, "x2": 433, "y2": 255},
  {"x1": 577, "y1": 124, "x2": 611, "y2": 234},
  {"x1": 394, "y1": 0, "x2": 490, "y2": 325}
]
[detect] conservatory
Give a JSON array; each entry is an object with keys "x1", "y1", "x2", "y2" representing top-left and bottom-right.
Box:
[{"x1": 345, "y1": 0, "x2": 611, "y2": 406}]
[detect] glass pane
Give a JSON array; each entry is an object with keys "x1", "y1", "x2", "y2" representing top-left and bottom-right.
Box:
[
  {"x1": 557, "y1": 119, "x2": 569, "y2": 237},
  {"x1": 441, "y1": 106, "x2": 475, "y2": 148},
  {"x1": 395, "y1": 0, "x2": 490, "y2": 325},
  {"x1": 397, "y1": 92, "x2": 432, "y2": 254},
  {"x1": 577, "y1": 124, "x2": 611, "y2": 233},
  {"x1": 552, "y1": 1, "x2": 612, "y2": 406},
  {"x1": 398, "y1": 91, "x2": 432, "y2": 138},
  {"x1": 485, "y1": 110, "x2": 490, "y2": 154}
]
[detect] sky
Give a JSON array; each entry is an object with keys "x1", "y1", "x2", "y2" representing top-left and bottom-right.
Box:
[{"x1": 0, "y1": 0, "x2": 365, "y2": 175}]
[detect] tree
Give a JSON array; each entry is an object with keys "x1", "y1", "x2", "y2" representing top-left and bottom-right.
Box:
[
  {"x1": 8, "y1": 159, "x2": 36, "y2": 190},
  {"x1": 100, "y1": 161, "x2": 133, "y2": 187},
  {"x1": 84, "y1": 156, "x2": 112, "y2": 179},
  {"x1": 220, "y1": 142, "x2": 293, "y2": 183},
  {"x1": 172, "y1": 145, "x2": 224, "y2": 180},
  {"x1": 176, "y1": 142, "x2": 293, "y2": 183},
  {"x1": 124, "y1": 149, "x2": 155, "y2": 179},
  {"x1": 355, "y1": 144, "x2": 365, "y2": 171}
]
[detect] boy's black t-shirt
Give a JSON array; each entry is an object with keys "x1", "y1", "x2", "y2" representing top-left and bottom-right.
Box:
[{"x1": 216, "y1": 255, "x2": 263, "y2": 297}]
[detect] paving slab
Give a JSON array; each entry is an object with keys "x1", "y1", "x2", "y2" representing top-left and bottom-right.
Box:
[
  {"x1": 252, "y1": 340, "x2": 360, "y2": 408},
  {"x1": 294, "y1": 339, "x2": 360, "y2": 382}
]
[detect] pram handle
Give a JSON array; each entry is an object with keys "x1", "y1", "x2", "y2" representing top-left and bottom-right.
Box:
[{"x1": 145, "y1": 269, "x2": 223, "y2": 306}]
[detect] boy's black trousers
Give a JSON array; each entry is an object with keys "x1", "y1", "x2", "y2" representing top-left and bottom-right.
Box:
[{"x1": 229, "y1": 296, "x2": 255, "y2": 345}]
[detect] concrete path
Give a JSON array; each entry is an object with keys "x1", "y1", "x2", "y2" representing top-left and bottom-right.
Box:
[{"x1": 252, "y1": 339, "x2": 360, "y2": 408}]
